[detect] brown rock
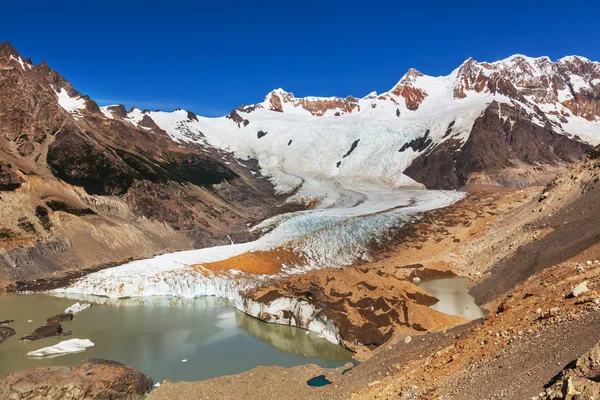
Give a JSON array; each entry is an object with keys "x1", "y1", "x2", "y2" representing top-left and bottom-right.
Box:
[
  {"x1": 0, "y1": 358, "x2": 153, "y2": 400},
  {"x1": 497, "y1": 300, "x2": 510, "y2": 313},
  {"x1": 45, "y1": 313, "x2": 74, "y2": 325},
  {"x1": 0, "y1": 162, "x2": 23, "y2": 191},
  {"x1": 19, "y1": 323, "x2": 71, "y2": 342}
]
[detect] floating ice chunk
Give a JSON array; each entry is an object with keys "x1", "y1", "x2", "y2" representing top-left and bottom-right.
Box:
[
  {"x1": 65, "y1": 302, "x2": 91, "y2": 314},
  {"x1": 27, "y1": 339, "x2": 94, "y2": 357}
]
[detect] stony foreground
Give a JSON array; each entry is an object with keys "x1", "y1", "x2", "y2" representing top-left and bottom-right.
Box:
[{"x1": 0, "y1": 358, "x2": 153, "y2": 400}]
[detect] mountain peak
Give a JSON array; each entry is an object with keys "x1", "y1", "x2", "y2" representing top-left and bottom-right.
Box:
[
  {"x1": 398, "y1": 67, "x2": 425, "y2": 85},
  {"x1": 0, "y1": 42, "x2": 20, "y2": 58}
]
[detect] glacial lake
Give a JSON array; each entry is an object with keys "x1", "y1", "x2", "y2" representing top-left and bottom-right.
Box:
[{"x1": 0, "y1": 294, "x2": 352, "y2": 383}]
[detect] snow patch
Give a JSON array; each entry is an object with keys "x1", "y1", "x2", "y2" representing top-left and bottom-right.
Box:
[
  {"x1": 100, "y1": 106, "x2": 114, "y2": 119},
  {"x1": 55, "y1": 88, "x2": 86, "y2": 114},
  {"x1": 9, "y1": 55, "x2": 26, "y2": 70}
]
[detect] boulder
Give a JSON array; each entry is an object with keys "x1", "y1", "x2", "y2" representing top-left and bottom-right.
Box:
[
  {"x1": 497, "y1": 300, "x2": 510, "y2": 313},
  {"x1": 0, "y1": 358, "x2": 153, "y2": 399},
  {"x1": 541, "y1": 340, "x2": 600, "y2": 399},
  {"x1": 570, "y1": 281, "x2": 589, "y2": 298},
  {"x1": 45, "y1": 313, "x2": 74, "y2": 325},
  {"x1": 19, "y1": 323, "x2": 71, "y2": 342}
]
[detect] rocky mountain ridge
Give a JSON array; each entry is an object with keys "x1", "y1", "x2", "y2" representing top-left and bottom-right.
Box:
[
  {"x1": 108, "y1": 55, "x2": 600, "y2": 191},
  {"x1": 0, "y1": 42, "x2": 283, "y2": 285}
]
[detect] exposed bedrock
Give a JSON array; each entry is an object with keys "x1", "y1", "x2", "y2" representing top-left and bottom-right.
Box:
[{"x1": 405, "y1": 101, "x2": 590, "y2": 189}]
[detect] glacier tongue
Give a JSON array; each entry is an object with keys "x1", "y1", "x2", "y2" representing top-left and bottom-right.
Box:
[{"x1": 54, "y1": 186, "x2": 463, "y2": 343}]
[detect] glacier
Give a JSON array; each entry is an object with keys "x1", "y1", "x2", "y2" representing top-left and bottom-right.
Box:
[{"x1": 54, "y1": 185, "x2": 462, "y2": 343}]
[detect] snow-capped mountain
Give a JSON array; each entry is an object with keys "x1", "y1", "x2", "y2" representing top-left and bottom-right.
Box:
[{"x1": 98, "y1": 54, "x2": 600, "y2": 191}]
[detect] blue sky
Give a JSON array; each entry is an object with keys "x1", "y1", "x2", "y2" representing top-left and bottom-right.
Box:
[{"x1": 1, "y1": 0, "x2": 598, "y2": 116}]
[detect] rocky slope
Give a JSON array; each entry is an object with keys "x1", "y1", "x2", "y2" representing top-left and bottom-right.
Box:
[{"x1": 0, "y1": 42, "x2": 284, "y2": 286}]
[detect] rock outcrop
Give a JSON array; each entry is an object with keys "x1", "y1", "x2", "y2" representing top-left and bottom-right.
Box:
[
  {"x1": 404, "y1": 101, "x2": 589, "y2": 189},
  {"x1": 0, "y1": 358, "x2": 153, "y2": 400},
  {"x1": 243, "y1": 265, "x2": 466, "y2": 349},
  {"x1": 540, "y1": 340, "x2": 600, "y2": 399}
]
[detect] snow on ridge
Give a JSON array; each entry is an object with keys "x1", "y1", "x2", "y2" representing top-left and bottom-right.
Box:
[
  {"x1": 9, "y1": 55, "x2": 27, "y2": 70},
  {"x1": 100, "y1": 106, "x2": 115, "y2": 119},
  {"x1": 569, "y1": 74, "x2": 590, "y2": 93},
  {"x1": 55, "y1": 88, "x2": 87, "y2": 117},
  {"x1": 125, "y1": 107, "x2": 146, "y2": 125},
  {"x1": 558, "y1": 55, "x2": 594, "y2": 64},
  {"x1": 106, "y1": 53, "x2": 600, "y2": 195}
]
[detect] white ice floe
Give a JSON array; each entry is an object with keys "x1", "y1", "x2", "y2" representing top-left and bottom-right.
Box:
[
  {"x1": 27, "y1": 339, "x2": 94, "y2": 357},
  {"x1": 65, "y1": 302, "x2": 91, "y2": 314}
]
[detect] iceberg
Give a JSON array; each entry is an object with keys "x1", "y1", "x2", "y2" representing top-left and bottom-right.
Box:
[
  {"x1": 65, "y1": 302, "x2": 91, "y2": 314},
  {"x1": 27, "y1": 338, "x2": 94, "y2": 357}
]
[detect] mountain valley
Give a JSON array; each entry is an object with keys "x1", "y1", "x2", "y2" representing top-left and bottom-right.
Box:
[{"x1": 1, "y1": 41, "x2": 600, "y2": 399}]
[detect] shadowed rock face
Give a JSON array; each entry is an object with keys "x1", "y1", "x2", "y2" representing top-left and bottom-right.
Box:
[
  {"x1": 405, "y1": 101, "x2": 590, "y2": 189},
  {"x1": 0, "y1": 162, "x2": 23, "y2": 191},
  {"x1": 0, "y1": 358, "x2": 153, "y2": 400}
]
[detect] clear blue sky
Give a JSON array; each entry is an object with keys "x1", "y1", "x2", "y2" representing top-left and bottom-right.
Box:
[{"x1": 1, "y1": 0, "x2": 598, "y2": 116}]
